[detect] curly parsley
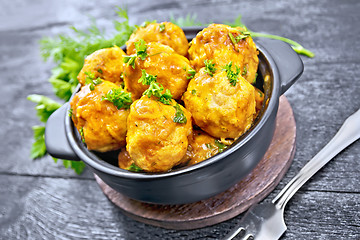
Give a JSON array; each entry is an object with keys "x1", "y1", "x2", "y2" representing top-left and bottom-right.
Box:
[
  {"x1": 215, "y1": 140, "x2": 227, "y2": 153},
  {"x1": 173, "y1": 103, "x2": 187, "y2": 124},
  {"x1": 204, "y1": 59, "x2": 216, "y2": 77},
  {"x1": 159, "y1": 23, "x2": 165, "y2": 32},
  {"x1": 223, "y1": 61, "x2": 241, "y2": 86},
  {"x1": 85, "y1": 72, "x2": 103, "y2": 90},
  {"x1": 139, "y1": 70, "x2": 173, "y2": 105},
  {"x1": 187, "y1": 68, "x2": 196, "y2": 79},
  {"x1": 123, "y1": 39, "x2": 148, "y2": 68},
  {"x1": 101, "y1": 88, "x2": 133, "y2": 109}
]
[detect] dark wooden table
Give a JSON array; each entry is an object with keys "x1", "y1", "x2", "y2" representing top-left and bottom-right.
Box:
[{"x1": 1, "y1": 0, "x2": 359, "y2": 239}]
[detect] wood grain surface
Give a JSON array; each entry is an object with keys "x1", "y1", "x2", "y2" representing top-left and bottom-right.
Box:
[
  {"x1": 1, "y1": 0, "x2": 359, "y2": 239},
  {"x1": 96, "y1": 96, "x2": 296, "y2": 230}
]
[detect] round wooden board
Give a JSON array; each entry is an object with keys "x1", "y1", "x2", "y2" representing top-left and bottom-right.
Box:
[{"x1": 95, "y1": 95, "x2": 296, "y2": 230}]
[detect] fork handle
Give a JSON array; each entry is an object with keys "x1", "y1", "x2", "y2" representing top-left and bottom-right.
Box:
[{"x1": 272, "y1": 108, "x2": 360, "y2": 210}]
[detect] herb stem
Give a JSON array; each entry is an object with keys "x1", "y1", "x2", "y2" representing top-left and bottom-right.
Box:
[{"x1": 249, "y1": 31, "x2": 315, "y2": 58}]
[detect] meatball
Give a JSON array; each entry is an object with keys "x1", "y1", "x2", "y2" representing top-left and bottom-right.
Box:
[
  {"x1": 123, "y1": 42, "x2": 192, "y2": 100},
  {"x1": 188, "y1": 24, "x2": 259, "y2": 84},
  {"x1": 77, "y1": 46, "x2": 126, "y2": 86},
  {"x1": 126, "y1": 22, "x2": 188, "y2": 56},
  {"x1": 183, "y1": 67, "x2": 256, "y2": 139},
  {"x1": 70, "y1": 81, "x2": 130, "y2": 152},
  {"x1": 183, "y1": 130, "x2": 226, "y2": 166},
  {"x1": 126, "y1": 96, "x2": 192, "y2": 172}
]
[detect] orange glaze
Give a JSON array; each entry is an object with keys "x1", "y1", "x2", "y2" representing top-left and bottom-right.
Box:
[
  {"x1": 123, "y1": 42, "x2": 192, "y2": 100},
  {"x1": 77, "y1": 46, "x2": 125, "y2": 86},
  {"x1": 126, "y1": 96, "x2": 192, "y2": 172},
  {"x1": 126, "y1": 22, "x2": 188, "y2": 56},
  {"x1": 70, "y1": 81, "x2": 129, "y2": 152},
  {"x1": 188, "y1": 24, "x2": 259, "y2": 84}
]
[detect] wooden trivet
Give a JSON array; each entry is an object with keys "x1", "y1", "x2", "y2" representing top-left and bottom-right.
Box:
[{"x1": 95, "y1": 95, "x2": 296, "y2": 230}]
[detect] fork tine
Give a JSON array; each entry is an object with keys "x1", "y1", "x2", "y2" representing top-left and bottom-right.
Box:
[{"x1": 223, "y1": 227, "x2": 246, "y2": 240}]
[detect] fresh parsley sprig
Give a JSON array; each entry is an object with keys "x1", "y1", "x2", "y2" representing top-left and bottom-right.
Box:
[
  {"x1": 173, "y1": 103, "x2": 187, "y2": 124},
  {"x1": 84, "y1": 72, "x2": 103, "y2": 90},
  {"x1": 102, "y1": 88, "x2": 133, "y2": 109},
  {"x1": 222, "y1": 61, "x2": 241, "y2": 86},
  {"x1": 139, "y1": 70, "x2": 173, "y2": 105},
  {"x1": 123, "y1": 39, "x2": 148, "y2": 69},
  {"x1": 204, "y1": 59, "x2": 217, "y2": 77},
  {"x1": 187, "y1": 68, "x2": 196, "y2": 79}
]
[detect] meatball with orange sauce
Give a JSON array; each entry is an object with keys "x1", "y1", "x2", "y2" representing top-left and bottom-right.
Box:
[
  {"x1": 77, "y1": 46, "x2": 126, "y2": 86},
  {"x1": 126, "y1": 22, "x2": 188, "y2": 56},
  {"x1": 123, "y1": 41, "x2": 193, "y2": 100},
  {"x1": 183, "y1": 66, "x2": 256, "y2": 139},
  {"x1": 126, "y1": 96, "x2": 192, "y2": 172},
  {"x1": 70, "y1": 81, "x2": 131, "y2": 152},
  {"x1": 188, "y1": 24, "x2": 258, "y2": 84}
]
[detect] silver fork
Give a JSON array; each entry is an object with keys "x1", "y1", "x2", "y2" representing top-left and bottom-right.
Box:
[{"x1": 223, "y1": 108, "x2": 360, "y2": 240}]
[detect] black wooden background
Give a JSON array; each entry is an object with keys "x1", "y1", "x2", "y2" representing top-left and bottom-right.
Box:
[{"x1": 0, "y1": 0, "x2": 359, "y2": 239}]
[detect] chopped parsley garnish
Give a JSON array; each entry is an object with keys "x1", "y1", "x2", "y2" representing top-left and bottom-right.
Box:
[
  {"x1": 187, "y1": 68, "x2": 196, "y2": 79},
  {"x1": 191, "y1": 89, "x2": 197, "y2": 95},
  {"x1": 123, "y1": 39, "x2": 148, "y2": 68},
  {"x1": 143, "y1": 81, "x2": 173, "y2": 105},
  {"x1": 128, "y1": 163, "x2": 143, "y2": 172},
  {"x1": 204, "y1": 59, "x2": 216, "y2": 77},
  {"x1": 85, "y1": 71, "x2": 103, "y2": 90},
  {"x1": 138, "y1": 69, "x2": 157, "y2": 85},
  {"x1": 79, "y1": 127, "x2": 85, "y2": 143},
  {"x1": 228, "y1": 32, "x2": 237, "y2": 46},
  {"x1": 253, "y1": 73, "x2": 258, "y2": 84},
  {"x1": 140, "y1": 70, "x2": 173, "y2": 105},
  {"x1": 173, "y1": 103, "x2": 187, "y2": 124},
  {"x1": 159, "y1": 23, "x2": 165, "y2": 32},
  {"x1": 236, "y1": 30, "x2": 251, "y2": 41},
  {"x1": 242, "y1": 66, "x2": 247, "y2": 76},
  {"x1": 101, "y1": 88, "x2": 133, "y2": 109},
  {"x1": 215, "y1": 140, "x2": 227, "y2": 153},
  {"x1": 134, "y1": 39, "x2": 148, "y2": 60},
  {"x1": 97, "y1": 68, "x2": 103, "y2": 74},
  {"x1": 223, "y1": 61, "x2": 241, "y2": 86},
  {"x1": 68, "y1": 108, "x2": 73, "y2": 117},
  {"x1": 205, "y1": 143, "x2": 213, "y2": 149}
]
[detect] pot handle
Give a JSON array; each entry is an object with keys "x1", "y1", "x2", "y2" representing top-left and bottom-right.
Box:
[
  {"x1": 256, "y1": 38, "x2": 304, "y2": 94},
  {"x1": 45, "y1": 102, "x2": 80, "y2": 161}
]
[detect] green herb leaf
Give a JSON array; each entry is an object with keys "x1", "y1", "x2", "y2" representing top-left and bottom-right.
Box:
[
  {"x1": 134, "y1": 39, "x2": 148, "y2": 60},
  {"x1": 128, "y1": 163, "x2": 143, "y2": 172},
  {"x1": 138, "y1": 69, "x2": 157, "y2": 85},
  {"x1": 27, "y1": 95, "x2": 61, "y2": 123},
  {"x1": 143, "y1": 81, "x2": 173, "y2": 105},
  {"x1": 204, "y1": 59, "x2": 216, "y2": 77},
  {"x1": 222, "y1": 61, "x2": 241, "y2": 86},
  {"x1": 191, "y1": 89, "x2": 197, "y2": 95},
  {"x1": 123, "y1": 54, "x2": 136, "y2": 69},
  {"x1": 159, "y1": 23, "x2": 165, "y2": 32},
  {"x1": 85, "y1": 72, "x2": 103, "y2": 91},
  {"x1": 187, "y1": 68, "x2": 196, "y2": 79},
  {"x1": 102, "y1": 88, "x2": 133, "y2": 109},
  {"x1": 62, "y1": 160, "x2": 86, "y2": 175},
  {"x1": 79, "y1": 127, "x2": 85, "y2": 143},
  {"x1": 235, "y1": 31, "x2": 251, "y2": 41},
  {"x1": 228, "y1": 32, "x2": 237, "y2": 46},
  {"x1": 30, "y1": 126, "x2": 47, "y2": 159},
  {"x1": 242, "y1": 66, "x2": 247, "y2": 76},
  {"x1": 215, "y1": 140, "x2": 227, "y2": 153},
  {"x1": 173, "y1": 103, "x2": 187, "y2": 124}
]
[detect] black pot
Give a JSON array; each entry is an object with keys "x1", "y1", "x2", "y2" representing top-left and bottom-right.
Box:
[{"x1": 45, "y1": 27, "x2": 303, "y2": 204}]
